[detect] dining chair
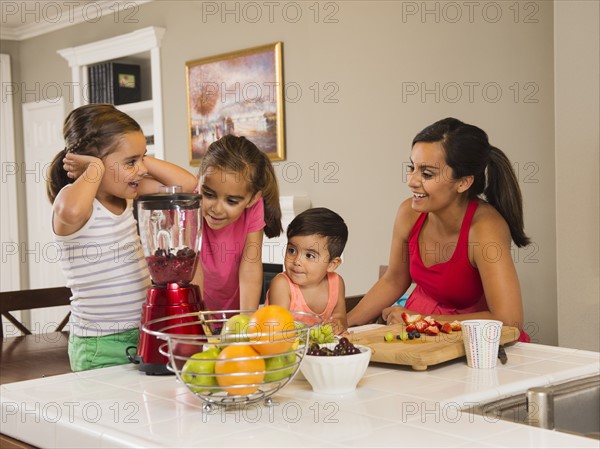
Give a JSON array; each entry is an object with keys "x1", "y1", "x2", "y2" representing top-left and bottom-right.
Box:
[
  {"x1": 260, "y1": 263, "x2": 283, "y2": 304},
  {"x1": 0, "y1": 287, "x2": 71, "y2": 338}
]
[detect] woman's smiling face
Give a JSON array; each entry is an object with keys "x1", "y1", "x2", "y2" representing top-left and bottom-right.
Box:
[
  {"x1": 407, "y1": 141, "x2": 463, "y2": 213},
  {"x1": 199, "y1": 167, "x2": 258, "y2": 230}
]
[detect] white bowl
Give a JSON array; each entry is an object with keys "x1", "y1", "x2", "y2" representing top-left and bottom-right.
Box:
[{"x1": 300, "y1": 343, "x2": 371, "y2": 394}]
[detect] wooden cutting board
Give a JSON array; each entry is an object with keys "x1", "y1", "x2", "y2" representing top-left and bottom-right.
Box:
[{"x1": 349, "y1": 324, "x2": 520, "y2": 371}]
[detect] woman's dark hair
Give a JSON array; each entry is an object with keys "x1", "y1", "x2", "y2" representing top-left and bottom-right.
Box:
[
  {"x1": 286, "y1": 207, "x2": 349, "y2": 259},
  {"x1": 199, "y1": 135, "x2": 282, "y2": 238},
  {"x1": 412, "y1": 117, "x2": 530, "y2": 247},
  {"x1": 46, "y1": 104, "x2": 142, "y2": 203}
]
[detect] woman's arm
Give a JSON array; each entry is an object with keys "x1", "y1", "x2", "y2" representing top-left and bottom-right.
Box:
[
  {"x1": 138, "y1": 157, "x2": 198, "y2": 194},
  {"x1": 469, "y1": 206, "x2": 524, "y2": 329},
  {"x1": 238, "y1": 230, "x2": 264, "y2": 311},
  {"x1": 327, "y1": 275, "x2": 348, "y2": 334},
  {"x1": 347, "y1": 199, "x2": 417, "y2": 326},
  {"x1": 53, "y1": 154, "x2": 105, "y2": 236}
]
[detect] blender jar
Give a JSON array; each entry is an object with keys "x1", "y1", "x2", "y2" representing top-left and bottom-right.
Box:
[{"x1": 137, "y1": 192, "x2": 201, "y2": 286}]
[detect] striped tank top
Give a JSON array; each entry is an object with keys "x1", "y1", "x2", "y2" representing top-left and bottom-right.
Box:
[{"x1": 53, "y1": 199, "x2": 151, "y2": 337}]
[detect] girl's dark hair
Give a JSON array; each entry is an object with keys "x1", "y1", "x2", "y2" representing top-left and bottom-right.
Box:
[
  {"x1": 47, "y1": 104, "x2": 142, "y2": 203},
  {"x1": 199, "y1": 135, "x2": 282, "y2": 238},
  {"x1": 412, "y1": 117, "x2": 530, "y2": 247},
  {"x1": 286, "y1": 207, "x2": 349, "y2": 259}
]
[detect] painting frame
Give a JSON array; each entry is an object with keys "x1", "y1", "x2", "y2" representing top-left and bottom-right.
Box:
[{"x1": 186, "y1": 42, "x2": 285, "y2": 165}]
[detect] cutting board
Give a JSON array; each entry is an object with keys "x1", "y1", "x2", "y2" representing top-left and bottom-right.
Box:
[{"x1": 349, "y1": 324, "x2": 520, "y2": 371}]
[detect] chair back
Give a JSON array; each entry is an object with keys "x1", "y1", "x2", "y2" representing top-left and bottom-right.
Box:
[
  {"x1": 261, "y1": 263, "x2": 283, "y2": 304},
  {"x1": 0, "y1": 287, "x2": 71, "y2": 337}
]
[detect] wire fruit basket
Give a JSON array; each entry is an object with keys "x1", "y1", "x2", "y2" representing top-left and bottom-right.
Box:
[{"x1": 142, "y1": 309, "x2": 320, "y2": 410}]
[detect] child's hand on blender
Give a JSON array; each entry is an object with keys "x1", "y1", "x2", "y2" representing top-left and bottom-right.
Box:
[{"x1": 63, "y1": 153, "x2": 104, "y2": 180}]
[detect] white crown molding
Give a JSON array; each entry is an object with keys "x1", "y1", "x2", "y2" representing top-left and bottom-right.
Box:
[
  {"x1": 1, "y1": 1, "x2": 152, "y2": 41},
  {"x1": 57, "y1": 25, "x2": 165, "y2": 66}
]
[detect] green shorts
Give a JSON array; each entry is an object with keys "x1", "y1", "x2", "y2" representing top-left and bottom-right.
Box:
[{"x1": 68, "y1": 328, "x2": 139, "y2": 372}]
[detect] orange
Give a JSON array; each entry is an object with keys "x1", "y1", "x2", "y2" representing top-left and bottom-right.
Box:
[
  {"x1": 214, "y1": 345, "x2": 265, "y2": 396},
  {"x1": 248, "y1": 305, "x2": 296, "y2": 355}
]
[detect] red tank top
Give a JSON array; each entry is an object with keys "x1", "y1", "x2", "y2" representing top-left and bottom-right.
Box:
[{"x1": 406, "y1": 200, "x2": 488, "y2": 315}]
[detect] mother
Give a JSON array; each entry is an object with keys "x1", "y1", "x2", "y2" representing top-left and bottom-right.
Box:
[{"x1": 347, "y1": 118, "x2": 530, "y2": 341}]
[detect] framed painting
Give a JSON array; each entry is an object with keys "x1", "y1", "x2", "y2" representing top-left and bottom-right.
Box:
[{"x1": 186, "y1": 42, "x2": 285, "y2": 165}]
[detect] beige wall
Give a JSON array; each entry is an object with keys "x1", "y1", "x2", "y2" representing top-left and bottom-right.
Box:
[
  {"x1": 555, "y1": 1, "x2": 600, "y2": 351},
  {"x1": 2, "y1": 1, "x2": 597, "y2": 348}
]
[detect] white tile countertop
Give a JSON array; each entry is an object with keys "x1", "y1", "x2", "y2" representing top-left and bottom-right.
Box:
[{"x1": 1, "y1": 341, "x2": 599, "y2": 448}]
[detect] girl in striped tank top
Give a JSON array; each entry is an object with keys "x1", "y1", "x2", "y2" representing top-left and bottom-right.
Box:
[{"x1": 47, "y1": 104, "x2": 197, "y2": 371}]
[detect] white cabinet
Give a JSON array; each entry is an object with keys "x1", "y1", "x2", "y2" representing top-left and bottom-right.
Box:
[{"x1": 58, "y1": 27, "x2": 166, "y2": 159}]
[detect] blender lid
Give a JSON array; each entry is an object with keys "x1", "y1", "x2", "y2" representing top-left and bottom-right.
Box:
[{"x1": 137, "y1": 193, "x2": 201, "y2": 210}]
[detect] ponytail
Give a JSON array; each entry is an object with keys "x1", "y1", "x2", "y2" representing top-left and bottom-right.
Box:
[
  {"x1": 485, "y1": 147, "x2": 530, "y2": 247},
  {"x1": 260, "y1": 157, "x2": 283, "y2": 238},
  {"x1": 47, "y1": 149, "x2": 72, "y2": 203},
  {"x1": 46, "y1": 104, "x2": 142, "y2": 204}
]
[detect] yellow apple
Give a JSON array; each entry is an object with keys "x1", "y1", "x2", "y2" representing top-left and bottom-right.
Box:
[
  {"x1": 181, "y1": 347, "x2": 220, "y2": 392},
  {"x1": 222, "y1": 313, "x2": 251, "y2": 342}
]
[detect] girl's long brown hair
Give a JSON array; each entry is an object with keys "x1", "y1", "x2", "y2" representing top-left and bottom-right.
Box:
[
  {"x1": 47, "y1": 104, "x2": 142, "y2": 203},
  {"x1": 199, "y1": 135, "x2": 282, "y2": 238}
]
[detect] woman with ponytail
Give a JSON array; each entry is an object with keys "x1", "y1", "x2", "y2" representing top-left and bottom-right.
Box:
[
  {"x1": 347, "y1": 118, "x2": 531, "y2": 341},
  {"x1": 192, "y1": 135, "x2": 282, "y2": 313}
]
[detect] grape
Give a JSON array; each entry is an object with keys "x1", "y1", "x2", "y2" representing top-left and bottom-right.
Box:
[
  {"x1": 334, "y1": 344, "x2": 347, "y2": 355},
  {"x1": 308, "y1": 325, "x2": 335, "y2": 346},
  {"x1": 321, "y1": 324, "x2": 333, "y2": 336},
  {"x1": 384, "y1": 332, "x2": 394, "y2": 342},
  {"x1": 320, "y1": 347, "x2": 335, "y2": 356},
  {"x1": 310, "y1": 328, "x2": 320, "y2": 340},
  {"x1": 396, "y1": 331, "x2": 409, "y2": 341},
  {"x1": 308, "y1": 340, "x2": 363, "y2": 357}
]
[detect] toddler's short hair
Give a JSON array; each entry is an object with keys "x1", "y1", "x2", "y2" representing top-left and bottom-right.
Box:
[{"x1": 286, "y1": 208, "x2": 348, "y2": 259}]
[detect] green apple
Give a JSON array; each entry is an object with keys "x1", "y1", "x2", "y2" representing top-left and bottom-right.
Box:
[
  {"x1": 222, "y1": 313, "x2": 251, "y2": 342},
  {"x1": 264, "y1": 353, "x2": 296, "y2": 383},
  {"x1": 181, "y1": 347, "x2": 220, "y2": 392}
]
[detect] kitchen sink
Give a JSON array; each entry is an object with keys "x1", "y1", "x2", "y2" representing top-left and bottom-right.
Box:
[{"x1": 473, "y1": 375, "x2": 599, "y2": 440}]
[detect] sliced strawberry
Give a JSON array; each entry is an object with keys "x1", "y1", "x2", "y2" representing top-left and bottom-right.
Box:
[
  {"x1": 440, "y1": 322, "x2": 453, "y2": 334},
  {"x1": 401, "y1": 312, "x2": 422, "y2": 325},
  {"x1": 424, "y1": 316, "x2": 442, "y2": 328},
  {"x1": 424, "y1": 325, "x2": 440, "y2": 336},
  {"x1": 449, "y1": 320, "x2": 462, "y2": 331},
  {"x1": 406, "y1": 323, "x2": 417, "y2": 332},
  {"x1": 414, "y1": 320, "x2": 429, "y2": 333}
]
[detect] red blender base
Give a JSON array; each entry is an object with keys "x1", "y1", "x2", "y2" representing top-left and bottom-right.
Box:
[{"x1": 130, "y1": 283, "x2": 204, "y2": 375}]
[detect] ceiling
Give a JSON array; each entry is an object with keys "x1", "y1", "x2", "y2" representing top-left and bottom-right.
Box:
[{"x1": 0, "y1": 1, "x2": 149, "y2": 41}]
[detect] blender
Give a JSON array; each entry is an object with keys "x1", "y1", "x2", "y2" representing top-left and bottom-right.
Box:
[{"x1": 129, "y1": 187, "x2": 205, "y2": 375}]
